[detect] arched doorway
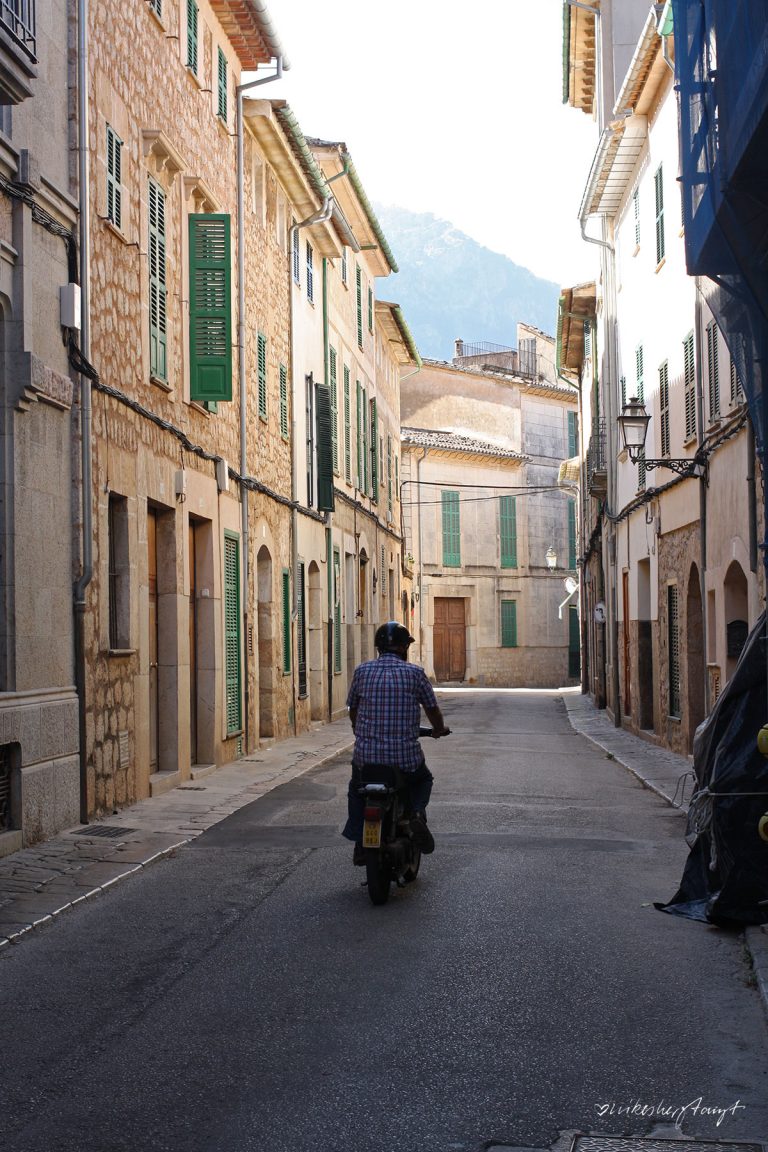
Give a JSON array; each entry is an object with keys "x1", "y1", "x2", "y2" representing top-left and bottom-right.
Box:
[
  {"x1": 308, "y1": 561, "x2": 323, "y2": 720},
  {"x1": 724, "y1": 560, "x2": 749, "y2": 682},
  {"x1": 686, "y1": 563, "x2": 705, "y2": 751},
  {"x1": 257, "y1": 546, "x2": 274, "y2": 738}
]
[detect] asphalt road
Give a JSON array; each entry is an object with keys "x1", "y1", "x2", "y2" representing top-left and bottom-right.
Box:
[{"x1": 2, "y1": 689, "x2": 768, "y2": 1152}]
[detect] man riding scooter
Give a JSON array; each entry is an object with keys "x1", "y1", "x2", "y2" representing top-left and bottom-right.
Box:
[{"x1": 342, "y1": 621, "x2": 450, "y2": 865}]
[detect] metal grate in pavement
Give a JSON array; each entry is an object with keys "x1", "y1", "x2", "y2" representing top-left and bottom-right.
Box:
[
  {"x1": 71, "y1": 825, "x2": 137, "y2": 839},
  {"x1": 572, "y1": 1138, "x2": 762, "y2": 1152}
]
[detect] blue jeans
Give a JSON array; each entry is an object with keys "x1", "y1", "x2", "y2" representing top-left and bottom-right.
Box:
[{"x1": 342, "y1": 761, "x2": 434, "y2": 842}]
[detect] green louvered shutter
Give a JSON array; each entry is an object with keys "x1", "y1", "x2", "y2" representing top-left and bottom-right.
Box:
[
  {"x1": 149, "y1": 178, "x2": 167, "y2": 381},
  {"x1": 282, "y1": 570, "x2": 291, "y2": 674},
  {"x1": 257, "y1": 331, "x2": 267, "y2": 419},
  {"x1": 356, "y1": 265, "x2": 363, "y2": 348},
  {"x1": 217, "y1": 46, "x2": 227, "y2": 121},
  {"x1": 567, "y1": 411, "x2": 578, "y2": 457},
  {"x1": 568, "y1": 498, "x2": 577, "y2": 568},
  {"x1": 500, "y1": 495, "x2": 517, "y2": 568},
  {"x1": 186, "y1": 0, "x2": 198, "y2": 72},
  {"x1": 343, "y1": 366, "x2": 351, "y2": 482},
  {"x1": 387, "y1": 435, "x2": 393, "y2": 515},
  {"x1": 370, "y1": 397, "x2": 378, "y2": 500},
  {"x1": 189, "y1": 214, "x2": 232, "y2": 402},
  {"x1": 279, "y1": 364, "x2": 289, "y2": 439},
  {"x1": 441, "y1": 491, "x2": 460, "y2": 567},
  {"x1": 329, "y1": 346, "x2": 339, "y2": 473},
  {"x1": 223, "y1": 533, "x2": 241, "y2": 734},
  {"x1": 315, "y1": 381, "x2": 335, "y2": 512},
  {"x1": 501, "y1": 600, "x2": 517, "y2": 648},
  {"x1": 107, "y1": 126, "x2": 122, "y2": 230},
  {"x1": 356, "y1": 380, "x2": 362, "y2": 486}
]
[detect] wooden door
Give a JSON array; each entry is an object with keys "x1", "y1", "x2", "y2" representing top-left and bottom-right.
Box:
[
  {"x1": 622, "y1": 569, "x2": 631, "y2": 716},
  {"x1": 434, "y1": 597, "x2": 465, "y2": 682},
  {"x1": 188, "y1": 520, "x2": 198, "y2": 765},
  {"x1": 148, "y1": 508, "x2": 159, "y2": 773}
]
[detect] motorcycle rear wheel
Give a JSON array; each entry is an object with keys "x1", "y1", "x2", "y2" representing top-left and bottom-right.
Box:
[
  {"x1": 365, "y1": 852, "x2": 392, "y2": 905},
  {"x1": 403, "y1": 847, "x2": 421, "y2": 883}
]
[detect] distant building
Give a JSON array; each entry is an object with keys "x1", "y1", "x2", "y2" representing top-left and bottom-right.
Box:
[{"x1": 401, "y1": 325, "x2": 580, "y2": 687}]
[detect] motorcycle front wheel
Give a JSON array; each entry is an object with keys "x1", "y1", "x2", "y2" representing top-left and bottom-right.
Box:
[{"x1": 365, "y1": 851, "x2": 392, "y2": 905}]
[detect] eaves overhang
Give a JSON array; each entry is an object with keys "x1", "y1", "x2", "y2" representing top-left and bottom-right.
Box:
[
  {"x1": 579, "y1": 114, "x2": 647, "y2": 220},
  {"x1": 249, "y1": 102, "x2": 340, "y2": 259},
  {"x1": 613, "y1": 6, "x2": 668, "y2": 118},
  {"x1": 376, "y1": 301, "x2": 422, "y2": 368},
  {"x1": 401, "y1": 427, "x2": 527, "y2": 464},
  {"x1": 306, "y1": 138, "x2": 397, "y2": 277},
  {"x1": 557, "y1": 283, "x2": 596, "y2": 378},
  {"x1": 210, "y1": 0, "x2": 290, "y2": 71},
  {"x1": 562, "y1": 0, "x2": 598, "y2": 114}
]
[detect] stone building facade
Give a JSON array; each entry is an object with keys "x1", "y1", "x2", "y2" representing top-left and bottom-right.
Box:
[
  {"x1": 0, "y1": 0, "x2": 81, "y2": 853},
  {"x1": 400, "y1": 330, "x2": 580, "y2": 688}
]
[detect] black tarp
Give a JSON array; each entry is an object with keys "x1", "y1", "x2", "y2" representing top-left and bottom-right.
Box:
[{"x1": 657, "y1": 612, "x2": 768, "y2": 925}]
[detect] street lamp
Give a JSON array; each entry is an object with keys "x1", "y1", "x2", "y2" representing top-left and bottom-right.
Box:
[
  {"x1": 618, "y1": 396, "x2": 707, "y2": 478},
  {"x1": 545, "y1": 545, "x2": 557, "y2": 570}
]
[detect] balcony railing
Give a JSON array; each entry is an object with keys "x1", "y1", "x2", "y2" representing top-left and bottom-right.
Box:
[
  {"x1": 453, "y1": 341, "x2": 548, "y2": 381},
  {"x1": 1, "y1": 0, "x2": 35, "y2": 59}
]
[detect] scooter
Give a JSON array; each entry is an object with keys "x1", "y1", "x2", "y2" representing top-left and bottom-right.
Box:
[{"x1": 357, "y1": 726, "x2": 450, "y2": 905}]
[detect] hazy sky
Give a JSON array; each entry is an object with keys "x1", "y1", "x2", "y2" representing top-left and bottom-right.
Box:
[{"x1": 259, "y1": 0, "x2": 599, "y2": 287}]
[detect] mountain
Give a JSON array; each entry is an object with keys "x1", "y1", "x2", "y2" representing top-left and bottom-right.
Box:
[{"x1": 373, "y1": 205, "x2": 561, "y2": 362}]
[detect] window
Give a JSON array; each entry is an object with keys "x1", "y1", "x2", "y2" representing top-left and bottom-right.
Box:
[
  {"x1": 706, "y1": 320, "x2": 720, "y2": 421},
  {"x1": 148, "y1": 0, "x2": 162, "y2": 16},
  {"x1": 441, "y1": 491, "x2": 460, "y2": 567},
  {"x1": 368, "y1": 285, "x2": 374, "y2": 332},
  {"x1": 108, "y1": 493, "x2": 129, "y2": 650},
  {"x1": 333, "y1": 549, "x2": 342, "y2": 674},
  {"x1": 356, "y1": 381, "x2": 367, "y2": 491},
  {"x1": 636, "y1": 344, "x2": 645, "y2": 488},
  {"x1": 683, "y1": 331, "x2": 696, "y2": 440},
  {"x1": 257, "y1": 331, "x2": 267, "y2": 420},
  {"x1": 279, "y1": 364, "x2": 289, "y2": 440},
  {"x1": 315, "y1": 381, "x2": 335, "y2": 512},
  {"x1": 499, "y1": 495, "x2": 517, "y2": 568},
  {"x1": 343, "y1": 365, "x2": 351, "y2": 482},
  {"x1": 730, "y1": 357, "x2": 744, "y2": 405},
  {"x1": 186, "y1": 0, "x2": 198, "y2": 73},
  {"x1": 306, "y1": 373, "x2": 314, "y2": 505},
  {"x1": 659, "y1": 359, "x2": 670, "y2": 457},
  {"x1": 387, "y1": 435, "x2": 393, "y2": 516},
  {"x1": 567, "y1": 498, "x2": 577, "y2": 569},
  {"x1": 668, "y1": 583, "x2": 680, "y2": 718},
  {"x1": 148, "y1": 178, "x2": 167, "y2": 382},
  {"x1": 501, "y1": 600, "x2": 517, "y2": 648},
  {"x1": 356, "y1": 265, "x2": 363, "y2": 348},
  {"x1": 329, "y1": 346, "x2": 339, "y2": 473},
  {"x1": 297, "y1": 562, "x2": 307, "y2": 698},
  {"x1": 567, "y1": 410, "x2": 578, "y2": 457},
  {"x1": 189, "y1": 214, "x2": 232, "y2": 402},
  {"x1": 292, "y1": 223, "x2": 300, "y2": 284},
  {"x1": 369, "y1": 397, "x2": 378, "y2": 500},
  {"x1": 106, "y1": 126, "x2": 122, "y2": 230},
  {"x1": 224, "y1": 533, "x2": 242, "y2": 734},
  {"x1": 306, "y1": 240, "x2": 314, "y2": 303},
  {"x1": 217, "y1": 47, "x2": 228, "y2": 122},
  {"x1": 380, "y1": 545, "x2": 386, "y2": 597},
  {"x1": 341, "y1": 247, "x2": 348, "y2": 286},
  {"x1": 281, "y1": 569, "x2": 291, "y2": 674},
  {"x1": 654, "y1": 164, "x2": 665, "y2": 264},
  {"x1": 632, "y1": 186, "x2": 640, "y2": 247}
]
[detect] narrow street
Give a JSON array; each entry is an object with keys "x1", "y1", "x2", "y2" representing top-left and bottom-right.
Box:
[{"x1": 2, "y1": 690, "x2": 767, "y2": 1152}]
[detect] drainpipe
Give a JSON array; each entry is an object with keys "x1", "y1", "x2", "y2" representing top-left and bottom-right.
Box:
[
  {"x1": 75, "y1": 0, "x2": 92, "y2": 823},
  {"x1": 236, "y1": 59, "x2": 284, "y2": 753}
]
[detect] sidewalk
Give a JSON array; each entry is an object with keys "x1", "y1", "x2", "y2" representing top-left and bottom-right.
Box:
[
  {"x1": 563, "y1": 690, "x2": 768, "y2": 1021},
  {"x1": 0, "y1": 718, "x2": 355, "y2": 950}
]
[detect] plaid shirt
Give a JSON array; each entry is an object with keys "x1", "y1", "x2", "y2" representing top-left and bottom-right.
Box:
[{"x1": 347, "y1": 654, "x2": 438, "y2": 770}]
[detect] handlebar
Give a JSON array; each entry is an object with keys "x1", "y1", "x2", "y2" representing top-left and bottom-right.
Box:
[{"x1": 419, "y1": 726, "x2": 451, "y2": 738}]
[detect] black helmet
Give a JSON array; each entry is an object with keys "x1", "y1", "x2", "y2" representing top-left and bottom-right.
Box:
[{"x1": 375, "y1": 621, "x2": 415, "y2": 653}]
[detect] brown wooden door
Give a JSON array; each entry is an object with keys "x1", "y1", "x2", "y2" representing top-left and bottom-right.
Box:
[
  {"x1": 148, "y1": 508, "x2": 159, "y2": 773},
  {"x1": 434, "y1": 597, "x2": 465, "y2": 682}
]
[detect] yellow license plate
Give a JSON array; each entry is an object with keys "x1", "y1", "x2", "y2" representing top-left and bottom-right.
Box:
[{"x1": 362, "y1": 820, "x2": 382, "y2": 848}]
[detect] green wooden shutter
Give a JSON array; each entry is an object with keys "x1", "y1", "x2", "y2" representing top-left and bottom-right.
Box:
[
  {"x1": 186, "y1": 0, "x2": 198, "y2": 72},
  {"x1": 707, "y1": 321, "x2": 720, "y2": 419},
  {"x1": 223, "y1": 533, "x2": 242, "y2": 734},
  {"x1": 297, "y1": 562, "x2": 307, "y2": 697},
  {"x1": 387, "y1": 435, "x2": 392, "y2": 514},
  {"x1": 107, "y1": 126, "x2": 122, "y2": 230},
  {"x1": 654, "y1": 164, "x2": 665, "y2": 264},
  {"x1": 189, "y1": 214, "x2": 232, "y2": 402},
  {"x1": 567, "y1": 410, "x2": 578, "y2": 457},
  {"x1": 333, "y1": 548, "x2": 342, "y2": 674},
  {"x1": 361, "y1": 386, "x2": 368, "y2": 492},
  {"x1": 632, "y1": 186, "x2": 640, "y2": 246},
  {"x1": 356, "y1": 265, "x2": 363, "y2": 347},
  {"x1": 329, "y1": 346, "x2": 339, "y2": 473},
  {"x1": 217, "y1": 46, "x2": 227, "y2": 120},
  {"x1": 660, "y1": 360, "x2": 670, "y2": 455},
  {"x1": 500, "y1": 495, "x2": 517, "y2": 568},
  {"x1": 367, "y1": 285, "x2": 373, "y2": 332},
  {"x1": 684, "y1": 331, "x2": 696, "y2": 439},
  {"x1": 343, "y1": 366, "x2": 351, "y2": 482},
  {"x1": 257, "y1": 331, "x2": 267, "y2": 419},
  {"x1": 567, "y1": 498, "x2": 577, "y2": 569},
  {"x1": 315, "y1": 381, "x2": 335, "y2": 512},
  {"x1": 370, "y1": 397, "x2": 378, "y2": 499},
  {"x1": 281, "y1": 569, "x2": 291, "y2": 674},
  {"x1": 279, "y1": 363, "x2": 289, "y2": 439},
  {"x1": 501, "y1": 600, "x2": 517, "y2": 648},
  {"x1": 441, "y1": 491, "x2": 460, "y2": 567},
  {"x1": 306, "y1": 241, "x2": 314, "y2": 303},
  {"x1": 148, "y1": 178, "x2": 167, "y2": 381},
  {"x1": 355, "y1": 380, "x2": 362, "y2": 486}
]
